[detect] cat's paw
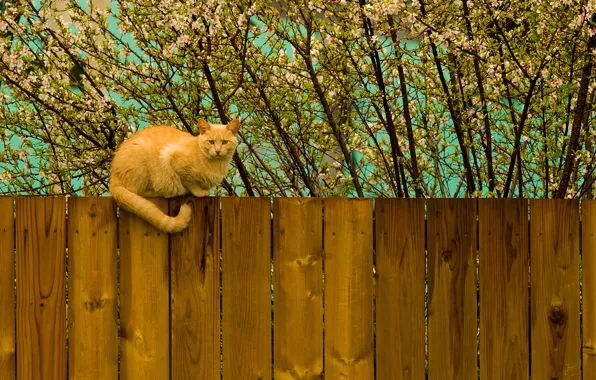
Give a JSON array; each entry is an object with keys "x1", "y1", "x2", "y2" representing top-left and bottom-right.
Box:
[{"x1": 191, "y1": 188, "x2": 210, "y2": 197}]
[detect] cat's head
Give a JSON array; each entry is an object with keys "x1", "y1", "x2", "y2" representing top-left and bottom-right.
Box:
[{"x1": 197, "y1": 118, "x2": 240, "y2": 158}]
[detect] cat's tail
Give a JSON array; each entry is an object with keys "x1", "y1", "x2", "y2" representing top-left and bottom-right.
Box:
[{"x1": 109, "y1": 184, "x2": 192, "y2": 233}]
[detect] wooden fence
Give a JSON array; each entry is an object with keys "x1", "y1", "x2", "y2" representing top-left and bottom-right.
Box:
[{"x1": 0, "y1": 196, "x2": 594, "y2": 379}]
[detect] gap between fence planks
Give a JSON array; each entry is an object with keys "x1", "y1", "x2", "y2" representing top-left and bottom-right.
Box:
[
  {"x1": 583, "y1": 200, "x2": 596, "y2": 379},
  {"x1": 427, "y1": 199, "x2": 477, "y2": 380},
  {"x1": 479, "y1": 199, "x2": 529, "y2": 380},
  {"x1": 170, "y1": 197, "x2": 220, "y2": 380},
  {"x1": 222, "y1": 197, "x2": 272, "y2": 380},
  {"x1": 325, "y1": 198, "x2": 374, "y2": 379},
  {"x1": 0, "y1": 197, "x2": 15, "y2": 379},
  {"x1": 119, "y1": 199, "x2": 170, "y2": 380},
  {"x1": 273, "y1": 198, "x2": 323, "y2": 379},
  {"x1": 68, "y1": 197, "x2": 118, "y2": 379},
  {"x1": 16, "y1": 197, "x2": 67, "y2": 380},
  {"x1": 531, "y1": 199, "x2": 580, "y2": 379}
]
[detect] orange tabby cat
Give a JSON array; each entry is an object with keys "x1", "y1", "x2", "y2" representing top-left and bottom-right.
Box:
[{"x1": 109, "y1": 118, "x2": 240, "y2": 233}]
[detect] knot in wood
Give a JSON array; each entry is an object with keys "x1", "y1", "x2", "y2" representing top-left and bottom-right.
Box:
[
  {"x1": 88, "y1": 204, "x2": 97, "y2": 219},
  {"x1": 134, "y1": 330, "x2": 150, "y2": 357},
  {"x1": 442, "y1": 249, "x2": 453, "y2": 263},
  {"x1": 84, "y1": 297, "x2": 106, "y2": 312},
  {"x1": 548, "y1": 303, "x2": 567, "y2": 325}
]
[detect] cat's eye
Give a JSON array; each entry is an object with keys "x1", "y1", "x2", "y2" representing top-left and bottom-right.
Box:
[
  {"x1": 222, "y1": 140, "x2": 228, "y2": 145},
  {"x1": 208, "y1": 140, "x2": 215, "y2": 144}
]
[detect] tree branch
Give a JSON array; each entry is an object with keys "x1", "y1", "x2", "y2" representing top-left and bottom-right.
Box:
[{"x1": 555, "y1": 25, "x2": 596, "y2": 198}]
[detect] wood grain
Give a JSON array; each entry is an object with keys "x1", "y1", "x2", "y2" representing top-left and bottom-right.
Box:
[
  {"x1": 584, "y1": 200, "x2": 596, "y2": 379},
  {"x1": 16, "y1": 197, "x2": 67, "y2": 380},
  {"x1": 119, "y1": 198, "x2": 170, "y2": 380},
  {"x1": 530, "y1": 199, "x2": 580, "y2": 379},
  {"x1": 221, "y1": 197, "x2": 271, "y2": 380},
  {"x1": 324, "y1": 198, "x2": 373, "y2": 379},
  {"x1": 68, "y1": 197, "x2": 118, "y2": 379},
  {"x1": 0, "y1": 197, "x2": 14, "y2": 379},
  {"x1": 170, "y1": 197, "x2": 220, "y2": 380},
  {"x1": 375, "y1": 198, "x2": 425, "y2": 380},
  {"x1": 478, "y1": 199, "x2": 529, "y2": 379},
  {"x1": 427, "y1": 199, "x2": 477, "y2": 380},
  {"x1": 273, "y1": 198, "x2": 323, "y2": 379}
]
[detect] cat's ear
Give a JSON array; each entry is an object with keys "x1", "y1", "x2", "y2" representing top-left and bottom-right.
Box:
[
  {"x1": 227, "y1": 118, "x2": 240, "y2": 135},
  {"x1": 198, "y1": 119, "x2": 211, "y2": 134}
]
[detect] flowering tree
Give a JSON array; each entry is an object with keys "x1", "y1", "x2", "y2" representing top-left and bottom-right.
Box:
[{"x1": 1, "y1": 0, "x2": 595, "y2": 198}]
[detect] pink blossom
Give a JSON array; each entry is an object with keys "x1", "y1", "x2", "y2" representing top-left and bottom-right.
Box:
[{"x1": 176, "y1": 34, "x2": 192, "y2": 46}]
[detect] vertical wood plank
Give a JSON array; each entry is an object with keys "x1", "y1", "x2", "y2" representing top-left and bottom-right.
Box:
[
  {"x1": 324, "y1": 198, "x2": 373, "y2": 379},
  {"x1": 68, "y1": 197, "x2": 118, "y2": 379},
  {"x1": 478, "y1": 199, "x2": 529, "y2": 379},
  {"x1": 375, "y1": 198, "x2": 425, "y2": 380},
  {"x1": 222, "y1": 197, "x2": 271, "y2": 380},
  {"x1": 584, "y1": 200, "x2": 596, "y2": 379},
  {"x1": 531, "y1": 199, "x2": 580, "y2": 379},
  {"x1": 170, "y1": 197, "x2": 220, "y2": 380},
  {"x1": 16, "y1": 197, "x2": 67, "y2": 380},
  {"x1": 273, "y1": 198, "x2": 323, "y2": 379},
  {"x1": 0, "y1": 198, "x2": 15, "y2": 379},
  {"x1": 119, "y1": 199, "x2": 170, "y2": 380},
  {"x1": 427, "y1": 199, "x2": 477, "y2": 380}
]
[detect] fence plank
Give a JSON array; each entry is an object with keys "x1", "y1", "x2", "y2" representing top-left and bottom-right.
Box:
[
  {"x1": 0, "y1": 198, "x2": 14, "y2": 379},
  {"x1": 531, "y1": 199, "x2": 580, "y2": 379},
  {"x1": 427, "y1": 199, "x2": 477, "y2": 380},
  {"x1": 119, "y1": 199, "x2": 170, "y2": 380},
  {"x1": 273, "y1": 198, "x2": 323, "y2": 379},
  {"x1": 478, "y1": 199, "x2": 528, "y2": 380},
  {"x1": 170, "y1": 197, "x2": 220, "y2": 380},
  {"x1": 16, "y1": 197, "x2": 67, "y2": 380},
  {"x1": 324, "y1": 198, "x2": 373, "y2": 379},
  {"x1": 584, "y1": 200, "x2": 596, "y2": 379},
  {"x1": 222, "y1": 197, "x2": 271, "y2": 380},
  {"x1": 375, "y1": 198, "x2": 425, "y2": 380},
  {"x1": 68, "y1": 197, "x2": 118, "y2": 379}
]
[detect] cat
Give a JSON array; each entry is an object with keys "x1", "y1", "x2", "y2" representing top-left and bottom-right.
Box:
[{"x1": 109, "y1": 118, "x2": 240, "y2": 233}]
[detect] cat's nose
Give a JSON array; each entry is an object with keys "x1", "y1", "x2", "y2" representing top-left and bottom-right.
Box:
[{"x1": 215, "y1": 150, "x2": 221, "y2": 155}]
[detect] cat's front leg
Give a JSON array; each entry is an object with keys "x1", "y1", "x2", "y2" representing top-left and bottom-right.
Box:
[{"x1": 189, "y1": 186, "x2": 210, "y2": 197}]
